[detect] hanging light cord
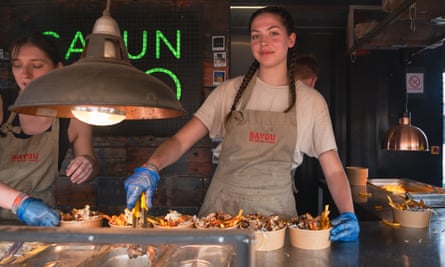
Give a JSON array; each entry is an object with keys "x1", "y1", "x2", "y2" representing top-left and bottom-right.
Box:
[
  {"x1": 409, "y1": 3, "x2": 416, "y2": 32},
  {"x1": 103, "y1": 0, "x2": 111, "y2": 16}
]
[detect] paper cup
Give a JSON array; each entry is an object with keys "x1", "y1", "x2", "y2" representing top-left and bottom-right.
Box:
[
  {"x1": 346, "y1": 166, "x2": 368, "y2": 186},
  {"x1": 288, "y1": 226, "x2": 331, "y2": 250},
  {"x1": 254, "y1": 227, "x2": 286, "y2": 251},
  {"x1": 391, "y1": 207, "x2": 432, "y2": 228}
]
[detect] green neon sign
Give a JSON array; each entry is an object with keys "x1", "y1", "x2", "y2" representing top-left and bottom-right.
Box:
[
  {"x1": 146, "y1": 68, "x2": 182, "y2": 100},
  {"x1": 42, "y1": 30, "x2": 183, "y2": 100}
]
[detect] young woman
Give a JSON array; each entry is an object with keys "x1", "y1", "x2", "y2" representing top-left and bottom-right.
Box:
[
  {"x1": 0, "y1": 32, "x2": 99, "y2": 226},
  {"x1": 125, "y1": 6, "x2": 359, "y2": 242}
]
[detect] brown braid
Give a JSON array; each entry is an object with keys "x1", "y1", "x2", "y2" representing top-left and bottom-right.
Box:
[
  {"x1": 224, "y1": 60, "x2": 259, "y2": 124},
  {"x1": 285, "y1": 45, "x2": 298, "y2": 112}
]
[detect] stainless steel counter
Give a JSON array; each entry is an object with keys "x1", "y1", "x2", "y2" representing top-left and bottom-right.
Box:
[
  {"x1": 255, "y1": 183, "x2": 445, "y2": 267},
  {"x1": 256, "y1": 219, "x2": 445, "y2": 267},
  {"x1": 1, "y1": 183, "x2": 444, "y2": 266}
]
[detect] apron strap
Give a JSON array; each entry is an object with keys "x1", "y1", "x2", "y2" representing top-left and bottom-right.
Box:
[{"x1": 0, "y1": 112, "x2": 21, "y2": 136}]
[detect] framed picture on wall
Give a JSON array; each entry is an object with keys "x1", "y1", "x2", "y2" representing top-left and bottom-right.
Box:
[
  {"x1": 212, "y1": 35, "x2": 225, "y2": 51},
  {"x1": 213, "y1": 70, "x2": 225, "y2": 85},
  {"x1": 213, "y1": 52, "x2": 226, "y2": 67}
]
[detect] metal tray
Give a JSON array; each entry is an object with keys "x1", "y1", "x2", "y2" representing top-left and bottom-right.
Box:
[
  {"x1": 2, "y1": 243, "x2": 108, "y2": 266},
  {"x1": 368, "y1": 178, "x2": 445, "y2": 207},
  {"x1": 161, "y1": 245, "x2": 234, "y2": 267}
]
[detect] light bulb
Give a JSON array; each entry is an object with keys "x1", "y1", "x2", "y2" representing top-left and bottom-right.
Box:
[{"x1": 71, "y1": 106, "x2": 125, "y2": 126}]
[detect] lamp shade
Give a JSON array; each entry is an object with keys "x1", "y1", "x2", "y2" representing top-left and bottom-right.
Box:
[
  {"x1": 9, "y1": 1, "x2": 185, "y2": 125},
  {"x1": 382, "y1": 112, "x2": 429, "y2": 151}
]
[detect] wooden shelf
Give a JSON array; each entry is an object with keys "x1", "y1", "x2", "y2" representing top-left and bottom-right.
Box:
[{"x1": 347, "y1": 0, "x2": 445, "y2": 54}]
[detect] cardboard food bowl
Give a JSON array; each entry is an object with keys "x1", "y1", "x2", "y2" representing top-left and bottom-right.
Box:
[
  {"x1": 60, "y1": 215, "x2": 103, "y2": 228},
  {"x1": 288, "y1": 226, "x2": 331, "y2": 250},
  {"x1": 108, "y1": 222, "x2": 133, "y2": 228},
  {"x1": 254, "y1": 227, "x2": 286, "y2": 251},
  {"x1": 391, "y1": 206, "x2": 432, "y2": 228}
]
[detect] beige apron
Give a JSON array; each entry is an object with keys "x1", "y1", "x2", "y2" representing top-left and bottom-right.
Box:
[
  {"x1": 0, "y1": 112, "x2": 59, "y2": 221},
  {"x1": 199, "y1": 77, "x2": 298, "y2": 218}
]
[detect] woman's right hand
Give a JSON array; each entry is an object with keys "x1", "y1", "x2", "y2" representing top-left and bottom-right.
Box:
[{"x1": 124, "y1": 167, "x2": 160, "y2": 210}]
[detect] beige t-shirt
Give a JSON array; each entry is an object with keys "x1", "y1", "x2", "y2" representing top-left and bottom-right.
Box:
[{"x1": 195, "y1": 76, "x2": 337, "y2": 168}]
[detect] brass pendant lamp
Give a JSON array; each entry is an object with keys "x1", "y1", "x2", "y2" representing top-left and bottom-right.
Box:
[{"x1": 10, "y1": 0, "x2": 185, "y2": 126}]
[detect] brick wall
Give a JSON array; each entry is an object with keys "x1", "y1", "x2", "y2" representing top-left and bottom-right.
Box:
[{"x1": 56, "y1": 136, "x2": 215, "y2": 214}]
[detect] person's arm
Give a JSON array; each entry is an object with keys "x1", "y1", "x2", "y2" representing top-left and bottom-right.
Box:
[
  {"x1": 147, "y1": 117, "x2": 209, "y2": 170},
  {"x1": 0, "y1": 182, "x2": 59, "y2": 226},
  {"x1": 318, "y1": 150, "x2": 354, "y2": 214},
  {"x1": 0, "y1": 182, "x2": 22, "y2": 210},
  {"x1": 125, "y1": 117, "x2": 209, "y2": 209},
  {"x1": 65, "y1": 119, "x2": 99, "y2": 184},
  {"x1": 319, "y1": 150, "x2": 359, "y2": 242}
]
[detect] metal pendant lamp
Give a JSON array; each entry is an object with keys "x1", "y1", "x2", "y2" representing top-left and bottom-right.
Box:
[
  {"x1": 382, "y1": 111, "x2": 429, "y2": 151},
  {"x1": 381, "y1": 61, "x2": 429, "y2": 151},
  {"x1": 10, "y1": 0, "x2": 185, "y2": 126}
]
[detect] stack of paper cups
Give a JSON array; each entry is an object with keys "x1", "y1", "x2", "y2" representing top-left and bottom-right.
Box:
[{"x1": 345, "y1": 166, "x2": 368, "y2": 186}]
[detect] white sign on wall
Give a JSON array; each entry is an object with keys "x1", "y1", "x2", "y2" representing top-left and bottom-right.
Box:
[{"x1": 406, "y1": 73, "x2": 424, "y2": 94}]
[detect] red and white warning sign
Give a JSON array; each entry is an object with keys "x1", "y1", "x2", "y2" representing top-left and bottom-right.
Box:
[{"x1": 406, "y1": 73, "x2": 424, "y2": 93}]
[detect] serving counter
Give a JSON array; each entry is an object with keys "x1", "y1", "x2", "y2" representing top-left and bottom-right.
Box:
[
  {"x1": 256, "y1": 182, "x2": 445, "y2": 266},
  {"x1": 1, "y1": 183, "x2": 445, "y2": 266}
]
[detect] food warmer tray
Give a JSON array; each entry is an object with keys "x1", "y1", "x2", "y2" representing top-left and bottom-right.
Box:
[{"x1": 367, "y1": 178, "x2": 445, "y2": 207}]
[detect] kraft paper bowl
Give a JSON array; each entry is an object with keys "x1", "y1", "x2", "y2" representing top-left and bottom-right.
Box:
[
  {"x1": 108, "y1": 222, "x2": 133, "y2": 228},
  {"x1": 254, "y1": 227, "x2": 286, "y2": 251},
  {"x1": 391, "y1": 206, "x2": 432, "y2": 228},
  {"x1": 60, "y1": 215, "x2": 103, "y2": 228},
  {"x1": 288, "y1": 225, "x2": 331, "y2": 250}
]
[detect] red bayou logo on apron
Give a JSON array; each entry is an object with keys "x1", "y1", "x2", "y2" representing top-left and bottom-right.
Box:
[
  {"x1": 249, "y1": 131, "x2": 276, "y2": 144},
  {"x1": 11, "y1": 153, "x2": 39, "y2": 162}
]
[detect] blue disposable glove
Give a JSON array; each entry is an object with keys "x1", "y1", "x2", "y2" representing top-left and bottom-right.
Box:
[
  {"x1": 17, "y1": 197, "x2": 60, "y2": 227},
  {"x1": 330, "y1": 212, "x2": 360, "y2": 242},
  {"x1": 124, "y1": 167, "x2": 160, "y2": 210}
]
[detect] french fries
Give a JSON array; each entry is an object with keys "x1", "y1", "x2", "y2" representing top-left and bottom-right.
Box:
[
  {"x1": 195, "y1": 210, "x2": 243, "y2": 229},
  {"x1": 320, "y1": 205, "x2": 331, "y2": 230},
  {"x1": 147, "y1": 210, "x2": 193, "y2": 227},
  {"x1": 289, "y1": 205, "x2": 331, "y2": 230},
  {"x1": 103, "y1": 208, "x2": 133, "y2": 226},
  {"x1": 387, "y1": 195, "x2": 431, "y2": 211},
  {"x1": 221, "y1": 209, "x2": 243, "y2": 228}
]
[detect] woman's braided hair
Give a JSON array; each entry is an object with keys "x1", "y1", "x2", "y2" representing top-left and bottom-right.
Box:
[{"x1": 226, "y1": 6, "x2": 298, "y2": 123}]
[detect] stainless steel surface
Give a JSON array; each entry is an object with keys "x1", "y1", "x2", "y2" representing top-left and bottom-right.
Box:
[
  {"x1": 0, "y1": 241, "x2": 23, "y2": 264},
  {"x1": 254, "y1": 218, "x2": 445, "y2": 267},
  {"x1": 368, "y1": 178, "x2": 445, "y2": 207},
  {"x1": 0, "y1": 217, "x2": 444, "y2": 266},
  {"x1": 0, "y1": 227, "x2": 254, "y2": 267},
  {"x1": 0, "y1": 244, "x2": 108, "y2": 267},
  {"x1": 92, "y1": 247, "x2": 151, "y2": 267},
  {"x1": 162, "y1": 245, "x2": 234, "y2": 267}
]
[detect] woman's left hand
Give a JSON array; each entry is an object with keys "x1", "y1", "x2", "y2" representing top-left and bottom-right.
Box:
[
  {"x1": 330, "y1": 212, "x2": 360, "y2": 242},
  {"x1": 66, "y1": 155, "x2": 94, "y2": 184}
]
